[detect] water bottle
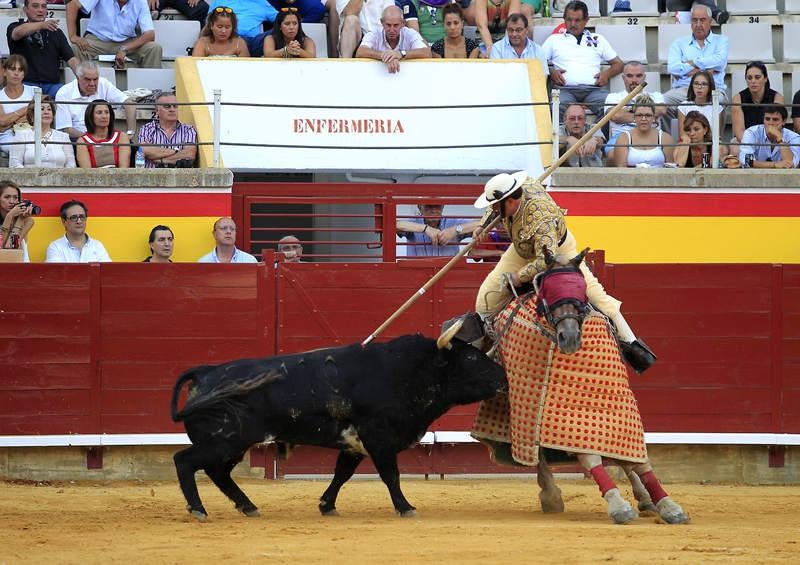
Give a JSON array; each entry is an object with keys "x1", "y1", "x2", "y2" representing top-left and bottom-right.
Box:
[{"x1": 135, "y1": 146, "x2": 145, "y2": 168}]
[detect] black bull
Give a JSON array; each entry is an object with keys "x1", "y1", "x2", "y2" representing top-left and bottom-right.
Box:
[{"x1": 170, "y1": 333, "x2": 507, "y2": 519}]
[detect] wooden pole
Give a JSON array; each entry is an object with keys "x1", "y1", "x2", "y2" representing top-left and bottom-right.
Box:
[{"x1": 361, "y1": 82, "x2": 648, "y2": 346}]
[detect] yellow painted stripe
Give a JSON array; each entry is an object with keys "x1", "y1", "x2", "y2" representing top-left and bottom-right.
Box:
[
  {"x1": 528, "y1": 60, "x2": 553, "y2": 169},
  {"x1": 175, "y1": 58, "x2": 221, "y2": 168},
  {"x1": 28, "y1": 217, "x2": 219, "y2": 263},
  {"x1": 570, "y1": 216, "x2": 800, "y2": 263}
]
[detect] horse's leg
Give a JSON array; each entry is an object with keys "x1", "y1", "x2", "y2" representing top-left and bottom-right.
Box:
[
  {"x1": 611, "y1": 460, "x2": 658, "y2": 514},
  {"x1": 537, "y1": 448, "x2": 565, "y2": 513},
  {"x1": 629, "y1": 460, "x2": 690, "y2": 524},
  {"x1": 577, "y1": 453, "x2": 637, "y2": 524}
]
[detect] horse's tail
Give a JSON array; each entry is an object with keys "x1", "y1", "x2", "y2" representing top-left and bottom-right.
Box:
[{"x1": 172, "y1": 367, "x2": 286, "y2": 422}]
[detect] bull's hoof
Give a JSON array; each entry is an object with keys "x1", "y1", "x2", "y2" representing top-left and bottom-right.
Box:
[
  {"x1": 319, "y1": 499, "x2": 338, "y2": 516},
  {"x1": 656, "y1": 497, "x2": 690, "y2": 524},
  {"x1": 320, "y1": 508, "x2": 339, "y2": 517},
  {"x1": 603, "y1": 488, "x2": 638, "y2": 525},
  {"x1": 237, "y1": 503, "x2": 260, "y2": 518},
  {"x1": 539, "y1": 487, "x2": 565, "y2": 514},
  {"x1": 189, "y1": 510, "x2": 208, "y2": 522},
  {"x1": 397, "y1": 508, "x2": 417, "y2": 518}
]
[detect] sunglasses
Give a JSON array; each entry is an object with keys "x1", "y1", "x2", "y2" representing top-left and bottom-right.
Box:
[
  {"x1": 280, "y1": 7, "x2": 298, "y2": 12},
  {"x1": 214, "y1": 6, "x2": 233, "y2": 13},
  {"x1": 65, "y1": 214, "x2": 87, "y2": 222}
]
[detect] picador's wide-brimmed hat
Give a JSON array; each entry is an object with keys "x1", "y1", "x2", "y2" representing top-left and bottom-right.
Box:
[{"x1": 474, "y1": 171, "x2": 528, "y2": 208}]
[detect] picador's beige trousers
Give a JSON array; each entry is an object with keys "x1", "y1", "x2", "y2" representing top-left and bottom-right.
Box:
[{"x1": 475, "y1": 229, "x2": 623, "y2": 320}]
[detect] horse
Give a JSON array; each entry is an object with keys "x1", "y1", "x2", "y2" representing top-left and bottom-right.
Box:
[{"x1": 472, "y1": 247, "x2": 690, "y2": 525}]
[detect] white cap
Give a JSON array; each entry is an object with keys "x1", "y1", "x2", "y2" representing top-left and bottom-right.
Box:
[{"x1": 474, "y1": 171, "x2": 528, "y2": 208}]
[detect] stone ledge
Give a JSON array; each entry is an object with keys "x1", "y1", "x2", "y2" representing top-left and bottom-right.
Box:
[
  {"x1": 0, "y1": 168, "x2": 233, "y2": 190},
  {"x1": 550, "y1": 167, "x2": 800, "y2": 190}
]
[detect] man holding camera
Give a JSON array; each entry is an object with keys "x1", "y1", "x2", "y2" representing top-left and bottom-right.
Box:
[
  {"x1": 8, "y1": 0, "x2": 79, "y2": 97},
  {"x1": 137, "y1": 92, "x2": 197, "y2": 168}
]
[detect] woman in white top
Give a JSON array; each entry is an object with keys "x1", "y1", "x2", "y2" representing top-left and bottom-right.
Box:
[
  {"x1": 0, "y1": 55, "x2": 35, "y2": 154},
  {"x1": 0, "y1": 180, "x2": 34, "y2": 262},
  {"x1": 9, "y1": 96, "x2": 76, "y2": 168},
  {"x1": 677, "y1": 70, "x2": 724, "y2": 136},
  {"x1": 614, "y1": 94, "x2": 675, "y2": 168}
]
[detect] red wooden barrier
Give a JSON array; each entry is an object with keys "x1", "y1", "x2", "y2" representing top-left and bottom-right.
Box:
[{"x1": 1, "y1": 261, "x2": 798, "y2": 437}]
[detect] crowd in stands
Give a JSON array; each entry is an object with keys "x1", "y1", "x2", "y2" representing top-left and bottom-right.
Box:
[{"x1": 1, "y1": 0, "x2": 800, "y2": 172}]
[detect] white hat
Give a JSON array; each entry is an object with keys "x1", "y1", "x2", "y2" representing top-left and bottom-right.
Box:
[{"x1": 474, "y1": 171, "x2": 528, "y2": 208}]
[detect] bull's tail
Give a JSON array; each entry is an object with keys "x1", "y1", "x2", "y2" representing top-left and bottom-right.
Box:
[{"x1": 172, "y1": 368, "x2": 286, "y2": 422}]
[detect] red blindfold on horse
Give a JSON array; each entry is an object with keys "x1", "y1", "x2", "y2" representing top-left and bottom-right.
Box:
[{"x1": 535, "y1": 269, "x2": 588, "y2": 317}]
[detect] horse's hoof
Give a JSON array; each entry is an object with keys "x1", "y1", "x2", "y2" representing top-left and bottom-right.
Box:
[
  {"x1": 189, "y1": 510, "x2": 208, "y2": 522},
  {"x1": 539, "y1": 488, "x2": 565, "y2": 513},
  {"x1": 656, "y1": 497, "x2": 690, "y2": 524},
  {"x1": 638, "y1": 501, "x2": 659, "y2": 515},
  {"x1": 610, "y1": 507, "x2": 638, "y2": 524},
  {"x1": 397, "y1": 508, "x2": 417, "y2": 518}
]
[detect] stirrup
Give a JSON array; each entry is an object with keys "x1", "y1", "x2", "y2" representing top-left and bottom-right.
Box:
[{"x1": 619, "y1": 338, "x2": 657, "y2": 374}]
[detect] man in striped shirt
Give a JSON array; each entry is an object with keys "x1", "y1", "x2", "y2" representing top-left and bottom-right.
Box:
[{"x1": 138, "y1": 92, "x2": 197, "y2": 168}]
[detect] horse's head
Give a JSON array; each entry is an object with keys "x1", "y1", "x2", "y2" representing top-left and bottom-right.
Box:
[{"x1": 535, "y1": 246, "x2": 590, "y2": 355}]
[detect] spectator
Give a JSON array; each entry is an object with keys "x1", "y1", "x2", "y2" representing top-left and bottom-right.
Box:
[
  {"x1": 676, "y1": 70, "x2": 724, "y2": 136},
  {"x1": 559, "y1": 103, "x2": 604, "y2": 167},
  {"x1": 191, "y1": 6, "x2": 250, "y2": 57},
  {"x1": 673, "y1": 110, "x2": 728, "y2": 168},
  {"x1": 9, "y1": 96, "x2": 77, "y2": 168},
  {"x1": 7, "y1": 0, "x2": 79, "y2": 97},
  {"x1": 664, "y1": 3, "x2": 728, "y2": 122},
  {"x1": 666, "y1": 0, "x2": 728, "y2": 25},
  {"x1": 207, "y1": 0, "x2": 278, "y2": 57},
  {"x1": 541, "y1": 1, "x2": 623, "y2": 119},
  {"x1": 399, "y1": 0, "x2": 473, "y2": 46},
  {"x1": 739, "y1": 105, "x2": 800, "y2": 169},
  {"x1": 137, "y1": 93, "x2": 197, "y2": 168},
  {"x1": 490, "y1": 13, "x2": 547, "y2": 69},
  {"x1": 613, "y1": 94, "x2": 675, "y2": 168},
  {"x1": 55, "y1": 61, "x2": 137, "y2": 140},
  {"x1": 148, "y1": 0, "x2": 209, "y2": 26},
  {"x1": 144, "y1": 224, "x2": 174, "y2": 262},
  {"x1": 45, "y1": 200, "x2": 112, "y2": 262},
  {"x1": 794, "y1": 88, "x2": 800, "y2": 134},
  {"x1": 430, "y1": 4, "x2": 480, "y2": 59},
  {"x1": 277, "y1": 235, "x2": 304, "y2": 262},
  {"x1": 396, "y1": 203, "x2": 478, "y2": 257},
  {"x1": 272, "y1": 0, "x2": 339, "y2": 57},
  {"x1": 730, "y1": 61, "x2": 784, "y2": 143},
  {"x1": 468, "y1": 224, "x2": 510, "y2": 263},
  {"x1": 76, "y1": 99, "x2": 132, "y2": 168},
  {"x1": 338, "y1": 0, "x2": 395, "y2": 59},
  {"x1": 603, "y1": 61, "x2": 666, "y2": 161},
  {"x1": 0, "y1": 56, "x2": 35, "y2": 155},
  {"x1": 66, "y1": 0, "x2": 163, "y2": 69},
  {"x1": 263, "y1": 7, "x2": 316, "y2": 58},
  {"x1": 0, "y1": 180, "x2": 35, "y2": 261},
  {"x1": 198, "y1": 217, "x2": 258, "y2": 263},
  {"x1": 355, "y1": 6, "x2": 430, "y2": 74},
  {"x1": 474, "y1": 0, "x2": 524, "y2": 52}
]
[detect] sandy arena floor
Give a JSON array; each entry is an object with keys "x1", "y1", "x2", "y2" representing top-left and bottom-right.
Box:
[{"x1": 0, "y1": 478, "x2": 798, "y2": 564}]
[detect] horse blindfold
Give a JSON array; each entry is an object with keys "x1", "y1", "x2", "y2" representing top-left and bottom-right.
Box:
[{"x1": 536, "y1": 269, "x2": 588, "y2": 314}]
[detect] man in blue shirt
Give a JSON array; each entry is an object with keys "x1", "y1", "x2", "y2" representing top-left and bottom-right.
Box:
[
  {"x1": 66, "y1": 0, "x2": 163, "y2": 68},
  {"x1": 396, "y1": 204, "x2": 478, "y2": 258},
  {"x1": 208, "y1": 0, "x2": 278, "y2": 56},
  {"x1": 198, "y1": 217, "x2": 258, "y2": 263},
  {"x1": 739, "y1": 105, "x2": 800, "y2": 169},
  {"x1": 489, "y1": 13, "x2": 547, "y2": 72},
  {"x1": 664, "y1": 3, "x2": 728, "y2": 121}
]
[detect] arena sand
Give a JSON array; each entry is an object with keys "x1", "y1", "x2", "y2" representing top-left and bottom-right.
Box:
[{"x1": 1, "y1": 478, "x2": 798, "y2": 564}]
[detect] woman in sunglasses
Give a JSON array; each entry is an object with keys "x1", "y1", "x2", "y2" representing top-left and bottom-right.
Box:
[
  {"x1": 192, "y1": 6, "x2": 250, "y2": 57},
  {"x1": 263, "y1": 7, "x2": 316, "y2": 58},
  {"x1": 613, "y1": 94, "x2": 675, "y2": 168}
]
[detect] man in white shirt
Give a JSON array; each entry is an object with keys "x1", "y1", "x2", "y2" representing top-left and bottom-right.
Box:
[
  {"x1": 337, "y1": 0, "x2": 394, "y2": 58},
  {"x1": 66, "y1": 0, "x2": 162, "y2": 68},
  {"x1": 541, "y1": 0, "x2": 623, "y2": 119},
  {"x1": 198, "y1": 217, "x2": 258, "y2": 263},
  {"x1": 603, "y1": 60, "x2": 666, "y2": 160},
  {"x1": 739, "y1": 105, "x2": 800, "y2": 169},
  {"x1": 356, "y1": 5, "x2": 430, "y2": 73},
  {"x1": 55, "y1": 60, "x2": 136, "y2": 139},
  {"x1": 45, "y1": 200, "x2": 112, "y2": 263}
]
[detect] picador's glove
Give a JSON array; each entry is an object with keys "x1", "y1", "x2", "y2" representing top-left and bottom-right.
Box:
[{"x1": 619, "y1": 338, "x2": 657, "y2": 374}]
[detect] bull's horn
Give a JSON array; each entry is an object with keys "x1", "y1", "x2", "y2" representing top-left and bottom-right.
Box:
[{"x1": 437, "y1": 319, "x2": 464, "y2": 350}]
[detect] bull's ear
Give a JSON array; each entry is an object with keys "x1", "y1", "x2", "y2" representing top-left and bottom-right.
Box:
[
  {"x1": 437, "y1": 319, "x2": 464, "y2": 350},
  {"x1": 571, "y1": 247, "x2": 590, "y2": 268},
  {"x1": 543, "y1": 245, "x2": 556, "y2": 267}
]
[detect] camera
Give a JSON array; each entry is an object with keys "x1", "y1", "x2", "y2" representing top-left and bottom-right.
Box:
[
  {"x1": 744, "y1": 153, "x2": 754, "y2": 168},
  {"x1": 21, "y1": 200, "x2": 41, "y2": 215}
]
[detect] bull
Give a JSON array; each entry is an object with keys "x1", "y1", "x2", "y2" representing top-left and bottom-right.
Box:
[{"x1": 170, "y1": 322, "x2": 506, "y2": 520}]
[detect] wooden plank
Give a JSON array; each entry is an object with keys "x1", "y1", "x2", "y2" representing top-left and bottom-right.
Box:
[
  {"x1": 0, "y1": 415, "x2": 95, "y2": 435},
  {"x1": 617, "y1": 287, "x2": 773, "y2": 312},
  {"x1": 782, "y1": 265, "x2": 800, "y2": 286},
  {"x1": 100, "y1": 362, "x2": 196, "y2": 389},
  {"x1": 0, "y1": 264, "x2": 91, "y2": 287},
  {"x1": 0, "y1": 312, "x2": 92, "y2": 338},
  {"x1": 100, "y1": 414, "x2": 183, "y2": 434},
  {"x1": 643, "y1": 336, "x2": 769, "y2": 363},
  {"x1": 101, "y1": 287, "x2": 257, "y2": 312},
  {"x1": 625, "y1": 311, "x2": 771, "y2": 338},
  {"x1": 631, "y1": 362, "x2": 772, "y2": 387},
  {"x1": 634, "y1": 388, "x2": 772, "y2": 415},
  {"x1": 100, "y1": 389, "x2": 172, "y2": 415},
  {"x1": 640, "y1": 413, "x2": 773, "y2": 433},
  {"x1": 0, "y1": 337, "x2": 90, "y2": 363},
  {"x1": 0, "y1": 288, "x2": 90, "y2": 312},
  {"x1": 613, "y1": 264, "x2": 773, "y2": 288},
  {"x1": 0, "y1": 390, "x2": 93, "y2": 416},
  {"x1": 1, "y1": 363, "x2": 92, "y2": 390},
  {"x1": 100, "y1": 337, "x2": 260, "y2": 363},
  {"x1": 100, "y1": 264, "x2": 258, "y2": 287},
  {"x1": 101, "y1": 311, "x2": 258, "y2": 337}
]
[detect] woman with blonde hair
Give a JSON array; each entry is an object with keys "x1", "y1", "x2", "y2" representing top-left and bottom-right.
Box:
[
  {"x1": 192, "y1": 6, "x2": 250, "y2": 57},
  {"x1": 613, "y1": 94, "x2": 675, "y2": 168}
]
